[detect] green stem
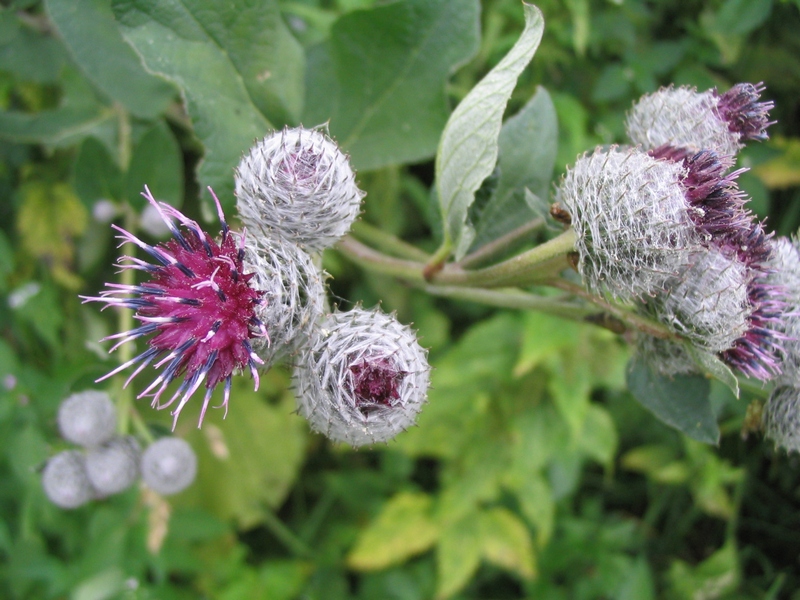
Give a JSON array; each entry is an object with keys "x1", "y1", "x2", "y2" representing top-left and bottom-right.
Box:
[
  {"x1": 456, "y1": 217, "x2": 545, "y2": 269},
  {"x1": 261, "y1": 506, "x2": 314, "y2": 558},
  {"x1": 350, "y1": 220, "x2": 429, "y2": 261},
  {"x1": 115, "y1": 208, "x2": 137, "y2": 436}
]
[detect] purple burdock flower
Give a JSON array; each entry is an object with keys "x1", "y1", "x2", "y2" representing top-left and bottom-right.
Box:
[
  {"x1": 716, "y1": 83, "x2": 775, "y2": 143},
  {"x1": 82, "y1": 186, "x2": 267, "y2": 428},
  {"x1": 349, "y1": 357, "x2": 407, "y2": 411}
]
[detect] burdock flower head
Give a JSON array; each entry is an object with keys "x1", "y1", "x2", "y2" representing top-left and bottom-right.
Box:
[
  {"x1": 293, "y1": 307, "x2": 430, "y2": 447},
  {"x1": 235, "y1": 126, "x2": 365, "y2": 251},
  {"x1": 763, "y1": 386, "x2": 800, "y2": 454},
  {"x1": 82, "y1": 186, "x2": 268, "y2": 428},
  {"x1": 626, "y1": 83, "x2": 774, "y2": 159},
  {"x1": 555, "y1": 146, "x2": 702, "y2": 301}
]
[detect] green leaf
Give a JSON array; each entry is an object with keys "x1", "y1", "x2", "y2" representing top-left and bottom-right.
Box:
[
  {"x1": 711, "y1": 0, "x2": 773, "y2": 36},
  {"x1": 46, "y1": 0, "x2": 175, "y2": 119},
  {"x1": 577, "y1": 404, "x2": 618, "y2": 469},
  {"x1": 626, "y1": 357, "x2": 720, "y2": 444},
  {"x1": 436, "y1": 514, "x2": 482, "y2": 599},
  {"x1": 514, "y1": 311, "x2": 581, "y2": 377},
  {"x1": 436, "y1": 3, "x2": 544, "y2": 259},
  {"x1": 668, "y1": 541, "x2": 739, "y2": 599},
  {"x1": 113, "y1": 0, "x2": 285, "y2": 211},
  {"x1": 178, "y1": 379, "x2": 306, "y2": 529},
  {"x1": 505, "y1": 474, "x2": 555, "y2": 548},
  {"x1": 125, "y1": 120, "x2": 184, "y2": 209},
  {"x1": 470, "y1": 86, "x2": 558, "y2": 251},
  {"x1": 304, "y1": 0, "x2": 480, "y2": 172},
  {"x1": 0, "y1": 106, "x2": 112, "y2": 145},
  {"x1": 686, "y1": 345, "x2": 739, "y2": 399},
  {"x1": 0, "y1": 11, "x2": 66, "y2": 83},
  {"x1": 347, "y1": 492, "x2": 440, "y2": 571},
  {"x1": 478, "y1": 508, "x2": 536, "y2": 580},
  {"x1": 72, "y1": 137, "x2": 123, "y2": 209}
]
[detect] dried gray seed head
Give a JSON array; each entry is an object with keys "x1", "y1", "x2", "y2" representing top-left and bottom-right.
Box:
[
  {"x1": 293, "y1": 307, "x2": 430, "y2": 447},
  {"x1": 763, "y1": 386, "x2": 800, "y2": 453},
  {"x1": 41, "y1": 450, "x2": 95, "y2": 509},
  {"x1": 242, "y1": 234, "x2": 327, "y2": 365},
  {"x1": 57, "y1": 390, "x2": 117, "y2": 448},
  {"x1": 235, "y1": 127, "x2": 365, "y2": 251},
  {"x1": 85, "y1": 436, "x2": 141, "y2": 496},
  {"x1": 556, "y1": 146, "x2": 701, "y2": 301},
  {"x1": 141, "y1": 437, "x2": 197, "y2": 496},
  {"x1": 646, "y1": 249, "x2": 751, "y2": 353}
]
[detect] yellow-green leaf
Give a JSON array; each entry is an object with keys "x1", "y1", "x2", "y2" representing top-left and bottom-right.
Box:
[
  {"x1": 436, "y1": 514, "x2": 482, "y2": 599},
  {"x1": 478, "y1": 508, "x2": 536, "y2": 580}
]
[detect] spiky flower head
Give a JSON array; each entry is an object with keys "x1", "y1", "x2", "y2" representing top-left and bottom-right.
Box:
[
  {"x1": 235, "y1": 127, "x2": 365, "y2": 251},
  {"x1": 765, "y1": 237, "x2": 800, "y2": 385},
  {"x1": 242, "y1": 235, "x2": 326, "y2": 366},
  {"x1": 642, "y1": 248, "x2": 750, "y2": 353},
  {"x1": 84, "y1": 435, "x2": 141, "y2": 496},
  {"x1": 141, "y1": 436, "x2": 198, "y2": 496},
  {"x1": 626, "y1": 83, "x2": 774, "y2": 158},
  {"x1": 763, "y1": 386, "x2": 800, "y2": 453},
  {"x1": 81, "y1": 186, "x2": 268, "y2": 429},
  {"x1": 293, "y1": 307, "x2": 430, "y2": 447},
  {"x1": 556, "y1": 146, "x2": 701, "y2": 301},
  {"x1": 41, "y1": 450, "x2": 95, "y2": 509},
  {"x1": 57, "y1": 390, "x2": 117, "y2": 448}
]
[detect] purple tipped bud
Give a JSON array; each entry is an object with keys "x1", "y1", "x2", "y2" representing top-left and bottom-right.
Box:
[
  {"x1": 293, "y1": 308, "x2": 430, "y2": 447},
  {"x1": 41, "y1": 450, "x2": 95, "y2": 509},
  {"x1": 235, "y1": 127, "x2": 365, "y2": 251},
  {"x1": 85, "y1": 436, "x2": 141, "y2": 496},
  {"x1": 141, "y1": 437, "x2": 197, "y2": 495},
  {"x1": 58, "y1": 390, "x2": 117, "y2": 448},
  {"x1": 763, "y1": 386, "x2": 800, "y2": 453},
  {"x1": 627, "y1": 83, "x2": 774, "y2": 158},
  {"x1": 556, "y1": 146, "x2": 701, "y2": 301},
  {"x1": 81, "y1": 187, "x2": 268, "y2": 429}
]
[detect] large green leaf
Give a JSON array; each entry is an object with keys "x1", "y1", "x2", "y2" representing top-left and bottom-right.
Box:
[
  {"x1": 470, "y1": 86, "x2": 558, "y2": 251},
  {"x1": 0, "y1": 10, "x2": 66, "y2": 83},
  {"x1": 125, "y1": 120, "x2": 184, "y2": 210},
  {"x1": 72, "y1": 137, "x2": 123, "y2": 209},
  {"x1": 0, "y1": 106, "x2": 112, "y2": 145},
  {"x1": 626, "y1": 357, "x2": 720, "y2": 444},
  {"x1": 46, "y1": 0, "x2": 176, "y2": 119},
  {"x1": 436, "y1": 3, "x2": 545, "y2": 259},
  {"x1": 304, "y1": 0, "x2": 480, "y2": 172},
  {"x1": 113, "y1": 0, "x2": 300, "y2": 210}
]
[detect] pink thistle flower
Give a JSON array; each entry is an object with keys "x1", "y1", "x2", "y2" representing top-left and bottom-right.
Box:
[{"x1": 81, "y1": 186, "x2": 268, "y2": 428}]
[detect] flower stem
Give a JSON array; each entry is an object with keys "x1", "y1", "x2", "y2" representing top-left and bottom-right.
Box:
[
  {"x1": 115, "y1": 207, "x2": 137, "y2": 436},
  {"x1": 261, "y1": 506, "x2": 314, "y2": 558},
  {"x1": 456, "y1": 217, "x2": 545, "y2": 269},
  {"x1": 350, "y1": 220, "x2": 430, "y2": 261}
]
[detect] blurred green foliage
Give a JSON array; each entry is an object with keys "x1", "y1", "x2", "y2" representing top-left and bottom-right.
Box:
[{"x1": 1, "y1": 0, "x2": 800, "y2": 598}]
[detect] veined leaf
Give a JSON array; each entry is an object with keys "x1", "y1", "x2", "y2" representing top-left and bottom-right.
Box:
[{"x1": 436, "y1": 3, "x2": 545, "y2": 259}]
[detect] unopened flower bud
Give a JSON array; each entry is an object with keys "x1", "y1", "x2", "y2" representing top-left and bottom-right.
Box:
[
  {"x1": 141, "y1": 437, "x2": 197, "y2": 495},
  {"x1": 235, "y1": 127, "x2": 365, "y2": 251},
  {"x1": 85, "y1": 436, "x2": 141, "y2": 496},
  {"x1": 293, "y1": 308, "x2": 430, "y2": 447},
  {"x1": 763, "y1": 386, "x2": 800, "y2": 453},
  {"x1": 41, "y1": 450, "x2": 95, "y2": 509},
  {"x1": 556, "y1": 146, "x2": 701, "y2": 301},
  {"x1": 626, "y1": 83, "x2": 774, "y2": 158},
  {"x1": 58, "y1": 390, "x2": 117, "y2": 448}
]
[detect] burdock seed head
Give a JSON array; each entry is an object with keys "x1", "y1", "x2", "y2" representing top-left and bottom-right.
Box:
[
  {"x1": 84, "y1": 435, "x2": 141, "y2": 497},
  {"x1": 141, "y1": 436, "x2": 198, "y2": 496},
  {"x1": 57, "y1": 390, "x2": 117, "y2": 448},
  {"x1": 235, "y1": 127, "x2": 365, "y2": 251},
  {"x1": 41, "y1": 450, "x2": 95, "y2": 509},
  {"x1": 555, "y1": 146, "x2": 701, "y2": 301},
  {"x1": 293, "y1": 307, "x2": 430, "y2": 448},
  {"x1": 626, "y1": 83, "x2": 774, "y2": 159}
]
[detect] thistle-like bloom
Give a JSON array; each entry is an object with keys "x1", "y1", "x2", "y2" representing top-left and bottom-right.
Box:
[
  {"x1": 293, "y1": 308, "x2": 430, "y2": 447},
  {"x1": 765, "y1": 237, "x2": 800, "y2": 385},
  {"x1": 763, "y1": 386, "x2": 800, "y2": 453},
  {"x1": 626, "y1": 83, "x2": 774, "y2": 158},
  {"x1": 556, "y1": 146, "x2": 701, "y2": 301},
  {"x1": 82, "y1": 187, "x2": 268, "y2": 428},
  {"x1": 235, "y1": 127, "x2": 365, "y2": 251},
  {"x1": 58, "y1": 390, "x2": 117, "y2": 448}
]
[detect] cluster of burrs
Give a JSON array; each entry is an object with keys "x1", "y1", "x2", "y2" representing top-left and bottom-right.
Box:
[
  {"x1": 41, "y1": 390, "x2": 197, "y2": 509},
  {"x1": 82, "y1": 127, "x2": 430, "y2": 449}
]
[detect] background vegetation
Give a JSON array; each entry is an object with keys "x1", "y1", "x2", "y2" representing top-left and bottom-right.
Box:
[{"x1": 2, "y1": 0, "x2": 800, "y2": 598}]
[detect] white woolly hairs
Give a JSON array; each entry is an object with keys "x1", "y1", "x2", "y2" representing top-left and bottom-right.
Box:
[
  {"x1": 766, "y1": 237, "x2": 800, "y2": 386},
  {"x1": 763, "y1": 386, "x2": 800, "y2": 453},
  {"x1": 41, "y1": 450, "x2": 95, "y2": 509},
  {"x1": 648, "y1": 249, "x2": 751, "y2": 354},
  {"x1": 242, "y1": 234, "x2": 327, "y2": 365},
  {"x1": 635, "y1": 335, "x2": 697, "y2": 377},
  {"x1": 293, "y1": 308, "x2": 430, "y2": 448},
  {"x1": 141, "y1": 437, "x2": 198, "y2": 496},
  {"x1": 235, "y1": 127, "x2": 365, "y2": 251},
  {"x1": 626, "y1": 86, "x2": 741, "y2": 158},
  {"x1": 556, "y1": 146, "x2": 700, "y2": 301},
  {"x1": 84, "y1": 436, "x2": 141, "y2": 496},
  {"x1": 57, "y1": 390, "x2": 117, "y2": 448}
]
